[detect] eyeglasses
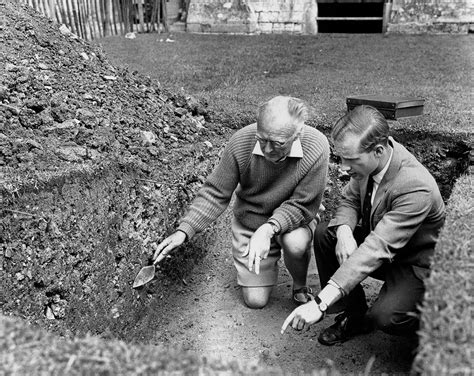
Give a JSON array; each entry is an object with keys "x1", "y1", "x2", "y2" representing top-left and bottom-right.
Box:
[{"x1": 255, "y1": 134, "x2": 296, "y2": 149}]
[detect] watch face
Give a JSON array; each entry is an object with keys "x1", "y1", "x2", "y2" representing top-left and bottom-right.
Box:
[{"x1": 319, "y1": 302, "x2": 328, "y2": 312}]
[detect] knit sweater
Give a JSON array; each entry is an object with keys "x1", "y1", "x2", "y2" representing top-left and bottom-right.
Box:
[{"x1": 177, "y1": 123, "x2": 330, "y2": 240}]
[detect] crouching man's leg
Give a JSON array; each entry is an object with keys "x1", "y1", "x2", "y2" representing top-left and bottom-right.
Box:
[
  {"x1": 231, "y1": 217, "x2": 281, "y2": 309},
  {"x1": 314, "y1": 222, "x2": 370, "y2": 345},
  {"x1": 279, "y1": 220, "x2": 317, "y2": 305},
  {"x1": 367, "y1": 264, "x2": 427, "y2": 336}
]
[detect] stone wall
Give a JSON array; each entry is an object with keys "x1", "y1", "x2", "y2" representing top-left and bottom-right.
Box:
[
  {"x1": 186, "y1": 0, "x2": 318, "y2": 34},
  {"x1": 388, "y1": 0, "x2": 474, "y2": 34},
  {"x1": 186, "y1": 0, "x2": 474, "y2": 34}
]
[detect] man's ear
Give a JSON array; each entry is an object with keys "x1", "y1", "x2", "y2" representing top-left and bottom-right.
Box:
[
  {"x1": 295, "y1": 122, "x2": 305, "y2": 137},
  {"x1": 373, "y1": 144, "x2": 385, "y2": 157}
]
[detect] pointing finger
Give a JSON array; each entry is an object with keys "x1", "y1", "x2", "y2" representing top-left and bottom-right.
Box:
[{"x1": 281, "y1": 311, "x2": 295, "y2": 334}]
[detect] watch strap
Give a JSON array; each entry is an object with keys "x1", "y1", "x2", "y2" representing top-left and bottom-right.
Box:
[
  {"x1": 267, "y1": 220, "x2": 280, "y2": 235},
  {"x1": 314, "y1": 295, "x2": 328, "y2": 314}
]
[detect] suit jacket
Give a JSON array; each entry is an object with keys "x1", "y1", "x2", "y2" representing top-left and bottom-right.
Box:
[{"x1": 328, "y1": 137, "x2": 446, "y2": 293}]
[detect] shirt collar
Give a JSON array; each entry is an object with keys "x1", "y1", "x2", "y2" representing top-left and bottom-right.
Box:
[
  {"x1": 372, "y1": 146, "x2": 393, "y2": 185},
  {"x1": 252, "y1": 138, "x2": 304, "y2": 158}
]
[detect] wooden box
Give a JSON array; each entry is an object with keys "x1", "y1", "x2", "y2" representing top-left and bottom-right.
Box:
[{"x1": 346, "y1": 95, "x2": 425, "y2": 120}]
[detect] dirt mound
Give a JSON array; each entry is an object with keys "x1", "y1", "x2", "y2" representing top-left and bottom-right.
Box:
[
  {"x1": 0, "y1": 1, "x2": 219, "y2": 190},
  {"x1": 0, "y1": 0, "x2": 223, "y2": 340}
]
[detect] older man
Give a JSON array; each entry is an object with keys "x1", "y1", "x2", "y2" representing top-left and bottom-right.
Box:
[
  {"x1": 282, "y1": 105, "x2": 445, "y2": 344},
  {"x1": 153, "y1": 96, "x2": 330, "y2": 308}
]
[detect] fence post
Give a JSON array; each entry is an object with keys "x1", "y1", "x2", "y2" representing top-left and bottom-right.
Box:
[
  {"x1": 49, "y1": 0, "x2": 55, "y2": 20},
  {"x1": 138, "y1": 0, "x2": 144, "y2": 33},
  {"x1": 382, "y1": 0, "x2": 392, "y2": 34}
]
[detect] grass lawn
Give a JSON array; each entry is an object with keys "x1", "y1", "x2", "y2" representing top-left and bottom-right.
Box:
[{"x1": 98, "y1": 32, "x2": 473, "y2": 133}]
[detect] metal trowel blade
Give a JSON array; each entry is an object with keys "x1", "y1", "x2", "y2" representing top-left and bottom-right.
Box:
[{"x1": 132, "y1": 265, "x2": 156, "y2": 288}]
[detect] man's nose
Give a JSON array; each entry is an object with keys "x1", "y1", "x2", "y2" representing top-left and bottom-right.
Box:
[{"x1": 263, "y1": 142, "x2": 274, "y2": 153}]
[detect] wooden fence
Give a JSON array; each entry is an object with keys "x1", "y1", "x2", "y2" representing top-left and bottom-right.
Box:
[{"x1": 20, "y1": 0, "x2": 172, "y2": 40}]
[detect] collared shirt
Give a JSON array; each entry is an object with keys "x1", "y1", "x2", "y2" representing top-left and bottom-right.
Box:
[
  {"x1": 371, "y1": 147, "x2": 393, "y2": 205},
  {"x1": 252, "y1": 138, "x2": 304, "y2": 159}
]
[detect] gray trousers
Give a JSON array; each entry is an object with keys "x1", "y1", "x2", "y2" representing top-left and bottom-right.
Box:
[{"x1": 314, "y1": 222, "x2": 427, "y2": 336}]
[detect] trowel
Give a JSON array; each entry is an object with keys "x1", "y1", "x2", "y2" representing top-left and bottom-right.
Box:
[
  {"x1": 132, "y1": 244, "x2": 169, "y2": 288},
  {"x1": 132, "y1": 263, "x2": 157, "y2": 288}
]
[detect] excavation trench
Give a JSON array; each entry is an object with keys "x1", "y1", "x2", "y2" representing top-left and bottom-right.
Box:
[{"x1": 0, "y1": 129, "x2": 470, "y2": 374}]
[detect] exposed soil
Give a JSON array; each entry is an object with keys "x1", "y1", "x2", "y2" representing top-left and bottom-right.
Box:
[
  {"x1": 0, "y1": 1, "x2": 471, "y2": 375},
  {"x1": 127, "y1": 205, "x2": 418, "y2": 375}
]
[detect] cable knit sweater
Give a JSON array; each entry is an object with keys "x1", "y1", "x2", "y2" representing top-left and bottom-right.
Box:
[{"x1": 177, "y1": 123, "x2": 330, "y2": 240}]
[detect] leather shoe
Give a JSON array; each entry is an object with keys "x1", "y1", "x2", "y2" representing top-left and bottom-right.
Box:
[
  {"x1": 318, "y1": 312, "x2": 372, "y2": 346},
  {"x1": 292, "y1": 286, "x2": 314, "y2": 305}
]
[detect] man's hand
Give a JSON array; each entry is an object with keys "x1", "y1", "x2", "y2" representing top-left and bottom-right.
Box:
[
  {"x1": 152, "y1": 231, "x2": 187, "y2": 264},
  {"x1": 281, "y1": 300, "x2": 323, "y2": 334},
  {"x1": 335, "y1": 225, "x2": 358, "y2": 265},
  {"x1": 242, "y1": 223, "x2": 274, "y2": 275}
]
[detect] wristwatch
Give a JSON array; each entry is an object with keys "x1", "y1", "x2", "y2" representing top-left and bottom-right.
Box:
[
  {"x1": 267, "y1": 220, "x2": 280, "y2": 236},
  {"x1": 314, "y1": 296, "x2": 328, "y2": 315}
]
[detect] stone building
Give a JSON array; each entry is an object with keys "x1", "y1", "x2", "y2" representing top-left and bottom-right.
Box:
[{"x1": 182, "y1": 0, "x2": 474, "y2": 34}]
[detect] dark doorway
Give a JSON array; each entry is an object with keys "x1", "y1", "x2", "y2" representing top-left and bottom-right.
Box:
[{"x1": 317, "y1": 1, "x2": 385, "y2": 33}]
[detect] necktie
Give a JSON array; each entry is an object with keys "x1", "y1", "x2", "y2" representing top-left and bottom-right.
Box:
[{"x1": 361, "y1": 177, "x2": 374, "y2": 239}]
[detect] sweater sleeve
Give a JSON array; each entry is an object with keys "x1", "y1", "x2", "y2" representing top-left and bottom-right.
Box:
[
  {"x1": 177, "y1": 136, "x2": 241, "y2": 240},
  {"x1": 269, "y1": 135, "x2": 330, "y2": 233}
]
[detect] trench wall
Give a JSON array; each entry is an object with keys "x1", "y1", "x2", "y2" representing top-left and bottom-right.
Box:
[
  {"x1": 0, "y1": 159, "x2": 213, "y2": 338},
  {"x1": 412, "y1": 171, "x2": 473, "y2": 374}
]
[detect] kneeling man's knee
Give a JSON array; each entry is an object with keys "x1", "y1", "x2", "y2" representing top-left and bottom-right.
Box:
[
  {"x1": 242, "y1": 286, "x2": 272, "y2": 309},
  {"x1": 281, "y1": 229, "x2": 311, "y2": 258},
  {"x1": 369, "y1": 305, "x2": 419, "y2": 336}
]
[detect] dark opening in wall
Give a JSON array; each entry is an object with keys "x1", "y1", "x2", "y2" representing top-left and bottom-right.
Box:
[{"x1": 317, "y1": 2, "x2": 384, "y2": 33}]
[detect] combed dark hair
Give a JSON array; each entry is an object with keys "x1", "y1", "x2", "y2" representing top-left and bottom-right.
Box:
[{"x1": 331, "y1": 105, "x2": 389, "y2": 152}]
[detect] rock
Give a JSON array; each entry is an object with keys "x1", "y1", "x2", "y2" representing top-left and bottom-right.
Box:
[
  {"x1": 204, "y1": 141, "x2": 213, "y2": 148},
  {"x1": 56, "y1": 146, "x2": 87, "y2": 162},
  {"x1": 111, "y1": 306, "x2": 120, "y2": 318},
  {"x1": 80, "y1": 52, "x2": 89, "y2": 61},
  {"x1": 46, "y1": 219, "x2": 62, "y2": 236},
  {"x1": 125, "y1": 32, "x2": 136, "y2": 39},
  {"x1": 59, "y1": 24, "x2": 71, "y2": 35},
  {"x1": 51, "y1": 302, "x2": 66, "y2": 318},
  {"x1": 0, "y1": 85, "x2": 8, "y2": 100},
  {"x1": 38, "y1": 63, "x2": 49, "y2": 70},
  {"x1": 25, "y1": 139, "x2": 43, "y2": 150},
  {"x1": 5, "y1": 63, "x2": 19, "y2": 72},
  {"x1": 174, "y1": 107, "x2": 187, "y2": 117},
  {"x1": 75, "y1": 109, "x2": 97, "y2": 128},
  {"x1": 25, "y1": 98, "x2": 48, "y2": 113},
  {"x1": 103, "y1": 75, "x2": 117, "y2": 81},
  {"x1": 15, "y1": 272, "x2": 25, "y2": 281},
  {"x1": 141, "y1": 130, "x2": 157, "y2": 145},
  {"x1": 45, "y1": 306, "x2": 55, "y2": 319}
]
